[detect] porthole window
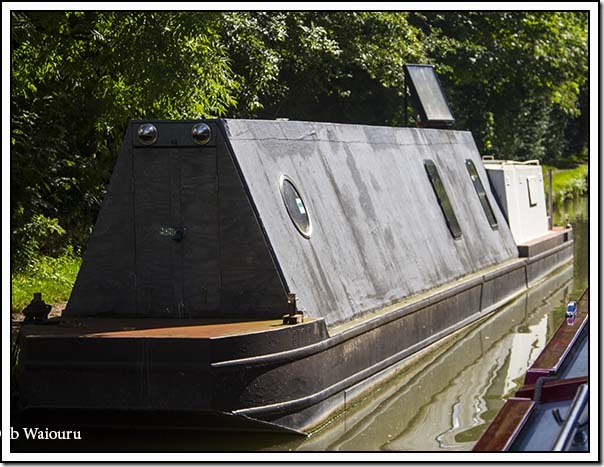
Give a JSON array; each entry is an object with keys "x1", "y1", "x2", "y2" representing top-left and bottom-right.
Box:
[
  {"x1": 424, "y1": 160, "x2": 462, "y2": 239},
  {"x1": 279, "y1": 175, "x2": 312, "y2": 238},
  {"x1": 465, "y1": 159, "x2": 498, "y2": 229}
]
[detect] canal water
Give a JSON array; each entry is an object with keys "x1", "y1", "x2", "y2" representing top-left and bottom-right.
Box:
[
  {"x1": 12, "y1": 197, "x2": 588, "y2": 453},
  {"x1": 230, "y1": 197, "x2": 587, "y2": 452},
  {"x1": 263, "y1": 197, "x2": 588, "y2": 452}
]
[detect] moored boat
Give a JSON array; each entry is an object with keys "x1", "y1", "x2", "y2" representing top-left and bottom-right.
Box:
[
  {"x1": 15, "y1": 67, "x2": 574, "y2": 434},
  {"x1": 473, "y1": 289, "x2": 589, "y2": 451}
]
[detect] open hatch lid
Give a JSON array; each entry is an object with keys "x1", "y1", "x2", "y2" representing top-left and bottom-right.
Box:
[{"x1": 404, "y1": 63, "x2": 455, "y2": 128}]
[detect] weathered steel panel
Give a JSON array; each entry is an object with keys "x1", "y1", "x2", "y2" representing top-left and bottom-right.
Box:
[
  {"x1": 179, "y1": 147, "x2": 220, "y2": 315},
  {"x1": 216, "y1": 140, "x2": 289, "y2": 316},
  {"x1": 65, "y1": 127, "x2": 136, "y2": 316},
  {"x1": 66, "y1": 121, "x2": 288, "y2": 318},
  {"x1": 67, "y1": 119, "x2": 518, "y2": 324},
  {"x1": 133, "y1": 145, "x2": 178, "y2": 316},
  {"x1": 223, "y1": 120, "x2": 518, "y2": 325}
]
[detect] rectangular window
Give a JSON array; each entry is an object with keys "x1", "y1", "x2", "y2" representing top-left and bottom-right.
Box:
[
  {"x1": 465, "y1": 159, "x2": 498, "y2": 229},
  {"x1": 424, "y1": 160, "x2": 462, "y2": 239}
]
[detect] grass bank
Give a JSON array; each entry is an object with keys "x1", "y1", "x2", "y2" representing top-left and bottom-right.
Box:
[
  {"x1": 542, "y1": 164, "x2": 588, "y2": 206},
  {"x1": 11, "y1": 252, "x2": 81, "y2": 313}
]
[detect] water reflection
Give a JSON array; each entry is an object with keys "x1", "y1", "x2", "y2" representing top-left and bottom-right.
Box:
[
  {"x1": 554, "y1": 196, "x2": 588, "y2": 298},
  {"x1": 13, "y1": 198, "x2": 587, "y2": 453},
  {"x1": 295, "y1": 264, "x2": 574, "y2": 451}
]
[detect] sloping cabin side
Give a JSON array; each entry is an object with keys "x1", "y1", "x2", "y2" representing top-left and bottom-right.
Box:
[{"x1": 224, "y1": 120, "x2": 519, "y2": 326}]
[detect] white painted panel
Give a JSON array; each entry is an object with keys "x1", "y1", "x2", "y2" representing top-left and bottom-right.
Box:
[{"x1": 484, "y1": 162, "x2": 549, "y2": 244}]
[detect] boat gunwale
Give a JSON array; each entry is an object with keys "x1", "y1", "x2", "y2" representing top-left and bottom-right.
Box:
[{"x1": 212, "y1": 248, "x2": 572, "y2": 370}]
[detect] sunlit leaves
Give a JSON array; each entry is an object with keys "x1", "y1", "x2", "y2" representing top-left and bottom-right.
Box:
[
  {"x1": 10, "y1": 11, "x2": 237, "y2": 266},
  {"x1": 11, "y1": 10, "x2": 588, "y2": 270},
  {"x1": 415, "y1": 11, "x2": 588, "y2": 160}
]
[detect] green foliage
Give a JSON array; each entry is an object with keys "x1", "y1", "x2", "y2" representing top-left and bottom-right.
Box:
[
  {"x1": 11, "y1": 248, "x2": 82, "y2": 312},
  {"x1": 11, "y1": 11, "x2": 589, "y2": 288},
  {"x1": 543, "y1": 164, "x2": 589, "y2": 205},
  {"x1": 11, "y1": 11, "x2": 238, "y2": 268},
  {"x1": 414, "y1": 11, "x2": 588, "y2": 161},
  {"x1": 12, "y1": 213, "x2": 65, "y2": 271},
  {"x1": 220, "y1": 12, "x2": 426, "y2": 124}
]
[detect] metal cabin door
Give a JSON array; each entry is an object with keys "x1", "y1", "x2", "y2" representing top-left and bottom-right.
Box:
[{"x1": 133, "y1": 142, "x2": 219, "y2": 318}]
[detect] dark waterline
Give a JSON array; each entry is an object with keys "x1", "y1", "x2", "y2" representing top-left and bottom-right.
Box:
[{"x1": 11, "y1": 197, "x2": 588, "y2": 453}]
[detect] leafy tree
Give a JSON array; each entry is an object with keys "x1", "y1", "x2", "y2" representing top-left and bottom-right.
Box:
[
  {"x1": 220, "y1": 12, "x2": 426, "y2": 124},
  {"x1": 11, "y1": 11, "x2": 237, "y2": 268},
  {"x1": 10, "y1": 10, "x2": 589, "y2": 273},
  {"x1": 411, "y1": 11, "x2": 588, "y2": 161}
]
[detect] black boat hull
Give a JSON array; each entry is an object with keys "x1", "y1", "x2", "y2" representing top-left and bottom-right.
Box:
[{"x1": 18, "y1": 237, "x2": 572, "y2": 433}]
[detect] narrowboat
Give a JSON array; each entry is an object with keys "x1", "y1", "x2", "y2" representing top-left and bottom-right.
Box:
[{"x1": 16, "y1": 65, "x2": 574, "y2": 434}]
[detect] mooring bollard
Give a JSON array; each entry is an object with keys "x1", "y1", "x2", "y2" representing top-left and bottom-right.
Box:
[{"x1": 22, "y1": 292, "x2": 51, "y2": 323}]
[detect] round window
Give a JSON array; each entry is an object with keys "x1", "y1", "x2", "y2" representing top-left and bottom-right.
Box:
[{"x1": 280, "y1": 175, "x2": 312, "y2": 238}]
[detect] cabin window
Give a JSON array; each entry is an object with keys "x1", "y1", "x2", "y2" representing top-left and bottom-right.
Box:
[
  {"x1": 424, "y1": 160, "x2": 462, "y2": 239},
  {"x1": 279, "y1": 174, "x2": 312, "y2": 238},
  {"x1": 465, "y1": 159, "x2": 498, "y2": 229}
]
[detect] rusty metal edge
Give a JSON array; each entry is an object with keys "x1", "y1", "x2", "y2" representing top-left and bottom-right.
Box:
[
  {"x1": 472, "y1": 398, "x2": 535, "y2": 451},
  {"x1": 525, "y1": 289, "x2": 589, "y2": 384},
  {"x1": 516, "y1": 376, "x2": 589, "y2": 402}
]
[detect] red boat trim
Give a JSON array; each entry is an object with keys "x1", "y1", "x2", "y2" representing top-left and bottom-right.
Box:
[
  {"x1": 525, "y1": 290, "x2": 589, "y2": 385},
  {"x1": 474, "y1": 289, "x2": 588, "y2": 451},
  {"x1": 472, "y1": 398, "x2": 535, "y2": 451},
  {"x1": 516, "y1": 376, "x2": 589, "y2": 403}
]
